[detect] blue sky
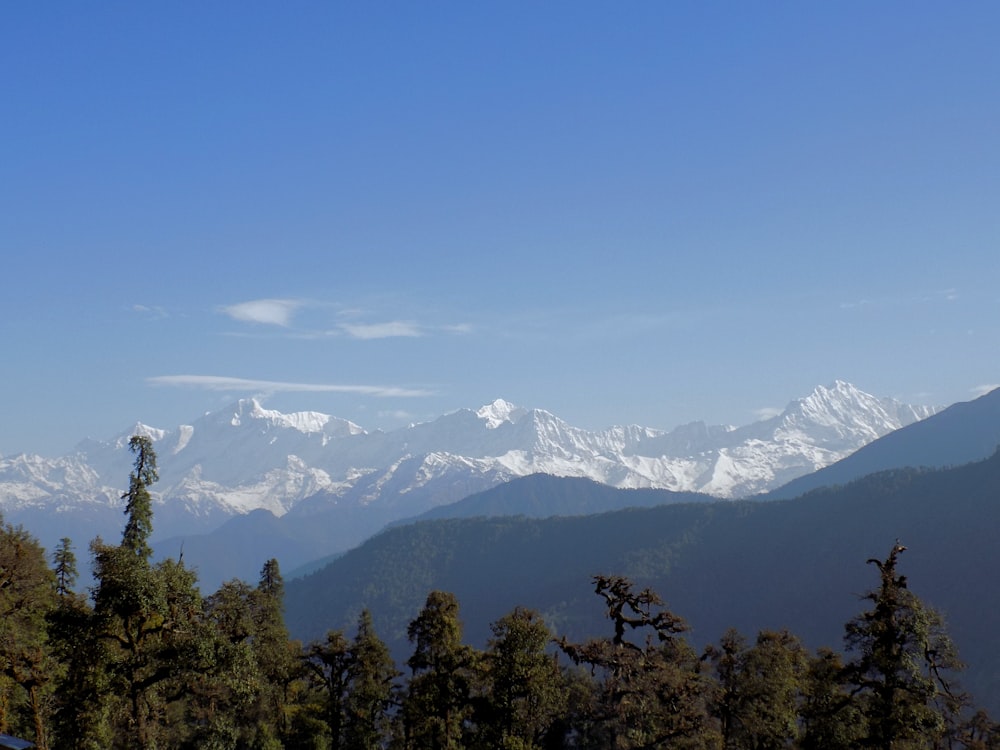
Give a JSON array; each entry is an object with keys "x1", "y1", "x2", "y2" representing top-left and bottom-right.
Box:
[{"x1": 2, "y1": 3, "x2": 999, "y2": 456}]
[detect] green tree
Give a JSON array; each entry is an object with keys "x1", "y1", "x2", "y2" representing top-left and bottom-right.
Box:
[
  {"x1": 47, "y1": 535, "x2": 108, "y2": 750},
  {"x1": 89, "y1": 435, "x2": 204, "y2": 749},
  {"x1": 343, "y1": 610, "x2": 397, "y2": 750},
  {"x1": 52, "y1": 537, "x2": 78, "y2": 598},
  {"x1": 399, "y1": 590, "x2": 478, "y2": 750},
  {"x1": 474, "y1": 607, "x2": 565, "y2": 750},
  {"x1": 248, "y1": 558, "x2": 302, "y2": 748},
  {"x1": 558, "y1": 575, "x2": 719, "y2": 749},
  {"x1": 186, "y1": 579, "x2": 267, "y2": 749},
  {"x1": 121, "y1": 435, "x2": 158, "y2": 558},
  {"x1": 303, "y1": 628, "x2": 352, "y2": 749},
  {"x1": 798, "y1": 647, "x2": 865, "y2": 750},
  {"x1": 0, "y1": 521, "x2": 57, "y2": 749},
  {"x1": 705, "y1": 628, "x2": 807, "y2": 750},
  {"x1": 844, "y1": 542, "x2": 964, "y2": 750}
]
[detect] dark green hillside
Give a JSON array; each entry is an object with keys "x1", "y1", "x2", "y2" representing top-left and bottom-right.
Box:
[{"x1": 285, "y1": 451, "x2": 1000, "y2": 713}]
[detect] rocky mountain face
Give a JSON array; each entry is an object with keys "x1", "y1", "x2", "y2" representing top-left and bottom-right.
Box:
[{"x1": 0, "y1": 382, "x2": 936, "y2": 567}]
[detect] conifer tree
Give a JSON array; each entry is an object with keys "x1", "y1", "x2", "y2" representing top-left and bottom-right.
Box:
[
  {"x1": 249, "y1": 558, "x2": 300, "y2": 747},
  {"x1": 303, "y1": 629, "x2": 351, "y2": 749},
  {"x1": 188, "y1": 579, "x2": 265, "y2": 748},
  {"x1": 90, "y1": 435, "x2": 203, "y2": 749},
  {"x1": 52, "y1": 537, "x2": 77, "y2": 598},
  {"x1": 558, "y1": 575, "x2": 719, "y2": 749},
  {"x1": 343, "y1": 610, "x2": 397, "y2": 750},
  {"x1": 706, "y1": 628, "x2": 807, "y2": 750},
  {"x1": 399, "y1": 590, "x2": 478, "y2": 750},
  {"x1": 844, "y1": 542, "x2": 964, "y2": 750},
  {"x1": 121, "y1": 435, "x2": 158, "y2": 559},
  {"x1": 48, "y1": 535, "x2": 107, "y2": 750},
  {"x1": 474, "y1": 606, "x2": 565, "y2": 750},
  {"x1": 798, "y1": 647, "x2": 865, "y2": 750},
  {"x1": 0, "y1": 521, "x2": 57, "y2": 749}
]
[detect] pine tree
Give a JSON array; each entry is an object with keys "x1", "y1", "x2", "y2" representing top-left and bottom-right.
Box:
[
  {"x1": 844, "y1": 542, "x2": 964, "y2": 750},
  {"x1": 705, "y1": 628, "x2": 807, "y2": 750},
  {"x1": 303, "y1": 629, "x2": 351, "y2": 749},
  {"x1": 399, "y1": 590, "x2": 478, "y2": 750},
  {"x1": 0, "y1": 521, "x2": 57, "y2": 749},
  {"x1": 558, "y1": 575, "x2": 719, "y2": 749},
  {"x1": 52, "y1": 537, "x2": 77, "y2": 598},
  {"x1": 798, "y1": 647, "x2": 865, "y2": 750},
  {"x1": 474, "y1": 607, "x2": 565, "y2": 750},
  {"x1": 47, "y1": 536, "x2": 107, "y2": 750},
  {"x1": 188, "y1": 579, "x2": 265, "y2": 748},
  {"x1": 89, "y1": 435, "x2": 203, "y2": 749},
  {"x1": 249, "y1": 558, "x2": 300, "y2": 747},
  {"x1": 344, "y1": 610, "x2": 397, "y2": 750},
  {"x1": 121, "y1": 435, "x2": 158, "y2": 559}
]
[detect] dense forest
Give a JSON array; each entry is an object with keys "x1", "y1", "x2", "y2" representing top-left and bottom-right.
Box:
[{"x1": 2, "y1": 438, "x2": 1000, "y2": 749}]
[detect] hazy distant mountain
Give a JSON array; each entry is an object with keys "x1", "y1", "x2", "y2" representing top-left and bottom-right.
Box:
[
  {"x1": 284, "y1": 452, "x2": 1000, "y2": 714},
  {"x1": 768, "y1": 386, "x2": 1000, "y2": 499},
  {"x1": 0, "y1": 382, "x2": 935, "y2": 586},
  {"x1": 392, "y1": 473, "x2": 714, "y2": 525}
]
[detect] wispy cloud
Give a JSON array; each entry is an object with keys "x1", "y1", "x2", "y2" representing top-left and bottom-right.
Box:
[
  {"x1": 147, "y1": 375, "x2": 432, "y2": 398},
  {"x1": 132, "y1": 304, "x2": 169, "y2": 320},
  {"x1": 219, "y1": 299, "x2": 302, "y2": 327},
  {"x1": 972, "y1": 384, "x2": 1000, "y2": 398},
  {"x1": 219, "y1": 297, "x2": 470, "y2": 341},
  {"x1": 753, "y1": 407, "x2": 783, "y2": 421},
  {"x1": 339, "y1": 321, "x2": 423, "y2": 339},
  {"x1": 840, "y1": 288, "x2": 960, "y2": 310}
]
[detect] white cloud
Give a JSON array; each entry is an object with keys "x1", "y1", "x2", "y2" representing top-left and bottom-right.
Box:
[
  {"x1": 752, "y1": 407, "x2": 783, "y2": 421},
  {"x1": 219, "y1": 299, "x2": 301, "y2": 327},
  {"x1": 339, "y1": 321, "x2": 423, "y2": 339},
  {"x1": 147, "y1": 374, "x2": 432, "y2": 398},
  {"x1": 132, "y1": 304, "x2": 168, "y2": 319}
]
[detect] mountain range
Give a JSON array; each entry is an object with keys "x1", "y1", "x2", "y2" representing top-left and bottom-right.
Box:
[{"x1": 0, "y1": 381, "x2": 938, "y2": 587}]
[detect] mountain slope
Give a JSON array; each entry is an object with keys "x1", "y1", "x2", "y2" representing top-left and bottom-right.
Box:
[
  {"x1": 390, "y1": 473, "x2": 714, "y2": 525},
  {"x1": 768, "y1": 386, "x2": 1000, "y2": 499},
  {"x1": 284, "y1": 452, "x2": 1000, "y2": 714}
]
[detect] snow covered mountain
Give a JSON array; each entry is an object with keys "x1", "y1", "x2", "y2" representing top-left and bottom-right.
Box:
[{"x1": 0, "y1": 381, "x2": 936, "y2": 561}]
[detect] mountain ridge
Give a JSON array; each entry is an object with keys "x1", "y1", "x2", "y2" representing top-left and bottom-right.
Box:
[{"x1": 0, "y1": 381, "x2": 938, "y2": 585}]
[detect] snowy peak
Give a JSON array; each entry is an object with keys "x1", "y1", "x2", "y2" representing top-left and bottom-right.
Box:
[
  {"x1": 771, "y1": 381, "x2": 934, "y2": 449},
  {"x1": 476, "y1": 399, "x2": 529, "y2": 428},
  {"x1": 0, "y1": 382, "x2": 941, "y2": 559},
  {"x1": 227, "y1": 398, "x2": 364, "y2": 437}
]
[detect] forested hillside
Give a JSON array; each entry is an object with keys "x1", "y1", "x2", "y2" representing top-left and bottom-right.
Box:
[{"x1": 286, "y1": 450, "x2": 1000, "y2": 715}]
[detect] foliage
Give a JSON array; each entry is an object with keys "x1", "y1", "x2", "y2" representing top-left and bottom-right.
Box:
[
  {"x1": 0, "y1": 521, "x2": 57, "y2": 748},
  {"x1": 473, "y1": 606, "x2": 566, "y2": 749},
  {"x1": 844, "y1": 542, "x2": 965, "y2": 749},
  {"x1": 398, "y1": 590, "x2": 478, "y2": 749},
  {"x1": 558, "y1": 575, "x2": 720, "y2": 749}
]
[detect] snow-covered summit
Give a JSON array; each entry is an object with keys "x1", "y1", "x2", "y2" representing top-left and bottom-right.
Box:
[
  {"x1": 224, "y1": 398, "x2": 364, "y2": 437},
  {"x1": 476, "y1": 399, "x2": 529, "y2": 428},
  {"x1": 777, "y1": 380, "x2": 935, "y2": 444},
  {"x1": 0, "y1": 382, "x2": 939, "y2": 558}
]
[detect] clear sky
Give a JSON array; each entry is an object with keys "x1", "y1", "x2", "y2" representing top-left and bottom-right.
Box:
[{"x1": 2, "y1": 2, "x2": 999, "y2": 456}]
